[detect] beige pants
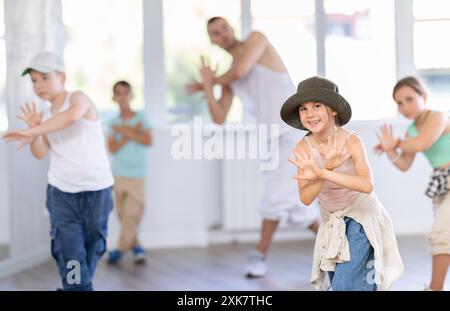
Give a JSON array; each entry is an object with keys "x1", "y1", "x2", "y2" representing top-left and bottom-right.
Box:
[
  {"x1": 428, "y1": 176, "x2": 450, "y2": 255},
  {"x1": 114, "y1": 176, "x2": 145, "y2": 252}
]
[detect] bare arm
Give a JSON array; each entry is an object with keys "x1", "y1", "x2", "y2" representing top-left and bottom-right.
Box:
[
  {"x1": 214, "y1": 32, "x2": 268, "y2": 86},
  {"x1": 197, "y1": 59, "x2": 234, "y2": 124},
  {"x1": 204, "y1": 85, "x2": 234, "y2": 124},
  {"x1": 30, "y1": 134, "x2": 50, "y2": 159},
  {"x1": 113, "y1": 124, "x2": 152, "y2": 146},
  {"x1": 385, "y1": 149, "x2": 416, "y2": 172},
  {"x1": 130, "y1": 129, "x2": 152, "y2": 146},
  {"x1": 3, "y1": 92, "x2": 92, "y2": 150},
  {"x1": 293, "y1": 139, "x2": 325, "y2": 205},
  {"x1": 298, "y1": 176, "x2": 325, "y2": 206},
  {"x1": 108, "y1": 135, "x2": 128, "y2": 154},
  {"x1": 398, "y1": 112, "x2": 447, "y2": 153},
  {"x1": 375, "y1": 124, "x2": 416, "y2": 171},
  {"x1": 27, "y1": 91, "x2": 92, "y2": 137},
  {"x1": 384, "y1": 131, "x2": 416, "y2": 171}
]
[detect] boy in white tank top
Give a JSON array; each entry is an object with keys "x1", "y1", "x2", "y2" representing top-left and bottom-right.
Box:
[{"x1": 3, "y1": 51, "x2": 114, "y2": 291}]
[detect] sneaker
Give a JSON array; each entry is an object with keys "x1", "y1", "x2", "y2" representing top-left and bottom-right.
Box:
[
  {"x1": 107, "y1": 250, "x2": 123, "y2": 264},
  {"x1": 245, "y1": 250, "x2": 267, "y2": 278},
  {"x1": 132, "y1": 246, "x2": 146, "y2": 265}
]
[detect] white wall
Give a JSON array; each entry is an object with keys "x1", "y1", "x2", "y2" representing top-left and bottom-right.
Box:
[
  {"x1": 0, "y1": 141, "x2": 9, "y2": 246},
  {"x1": 107, "y1": 127, "x2": 222, "y2": 249}
]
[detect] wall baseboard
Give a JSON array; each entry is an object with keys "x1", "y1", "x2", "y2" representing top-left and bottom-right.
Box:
[
  {"x1": 208, "y1": 228, "x2": 315, "y2": 245},
  {"x1": 107, "y1": 231, "x2": 210, "y2": 250},
  {"x1": 109, "y1": 224, "x2": 429, "y2": 250},
  {"x1": 0, "y1": 248, "x2": 50, "y2": 280}
]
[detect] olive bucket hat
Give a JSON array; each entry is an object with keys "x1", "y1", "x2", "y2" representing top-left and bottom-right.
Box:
[{"x1": 280, "y1": 76, "x2": 352, "y2": 130}]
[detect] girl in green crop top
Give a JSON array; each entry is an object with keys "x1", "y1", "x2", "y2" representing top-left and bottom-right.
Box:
[{"x1": 374, "y1": 76, "x2": 450, "y2": 291}]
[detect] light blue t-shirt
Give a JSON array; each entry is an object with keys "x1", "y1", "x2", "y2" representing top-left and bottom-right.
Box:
[{"x1": 108, "y1": 111, "x2": 151, "y2": 178}]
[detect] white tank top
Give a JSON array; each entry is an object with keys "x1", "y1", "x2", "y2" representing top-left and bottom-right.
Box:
[
  {"x1": 43, "y1": 92, "x2": 114, "y2": 193},
  {"x1": 230, "y1": 63, "x2": 296, "y2": 137}
]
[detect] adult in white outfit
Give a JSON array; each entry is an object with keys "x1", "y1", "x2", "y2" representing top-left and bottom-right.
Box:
[{"x1": 187, "y1": 17, "x2": 320, "y2": 277}]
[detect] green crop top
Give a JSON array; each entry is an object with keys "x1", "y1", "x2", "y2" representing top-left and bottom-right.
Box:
[{"x1": 407, "y1": 122, "x2": 450, "y2": 168}]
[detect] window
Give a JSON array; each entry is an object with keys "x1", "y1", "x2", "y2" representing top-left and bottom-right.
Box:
[
  {"x1": 0, "y1": 0, "x2": 7, "y2": 131},
  {"x1": 324, "y1": 0, "x2": 397, "y2": 120},
  {"x1": 251, "y1": 0, "x2": 317, "y2": 84},
  {"x1": 62, "y1": 0, "x2": 144, "y2": 120},
  {"x1": 413, "y1": 0, "x2": 450, "y2": 112},
  {"x1": 163, "y1": 0, "x2": 242, "y2": 123},
  {"x1": 162, "y1": 0, "x2": 400, "y2": 123}
]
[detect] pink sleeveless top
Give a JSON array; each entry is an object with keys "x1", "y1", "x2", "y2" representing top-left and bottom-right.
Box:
[{"x1": 305, "y1": 132, "x2": 359, "y2": 212}]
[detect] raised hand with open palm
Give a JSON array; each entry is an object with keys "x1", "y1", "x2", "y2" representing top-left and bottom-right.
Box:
[
  {"x1": 17, "y1": 101, "x2": 44, "y2": 128},
  {"x1": 289, "y1": 148, "x2": 322, "y2": 181},
  {"x1": 318, "y1": 133, "x2": 351, "y2": 170},
  {"x1": 374, "y1": 124, "x2": 399, "y2": 154}
]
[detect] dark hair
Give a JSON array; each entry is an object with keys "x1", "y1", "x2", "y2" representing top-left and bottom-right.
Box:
[
  {"x1": 207, "y1": 16, "x2": 225, "y2": 26},
  {"x1": 392, "y1": 76, "x2": 427, "y2": 99},
  {"x1": 113, "y1": 80, "x2": 132, "y2": 94}
]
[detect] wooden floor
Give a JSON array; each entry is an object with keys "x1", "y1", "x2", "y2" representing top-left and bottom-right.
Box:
[{"x1": 0, "y1": 235, "x2": 448, "y2": 291}]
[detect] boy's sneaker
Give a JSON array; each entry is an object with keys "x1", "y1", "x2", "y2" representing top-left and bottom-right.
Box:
[
  {"x1": 245, "y1": 250, "x2": 267, "y2": 278},
  {"x1": 107, "y1": 250, "x2": 123, "y2": 265},
  {"x1": 132, "y1": 246, "x2": 146, "y2": 265}
]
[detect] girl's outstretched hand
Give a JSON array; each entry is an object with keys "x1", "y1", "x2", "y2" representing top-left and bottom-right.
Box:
[
  {"x1": 289, "y1": 148, "x2": 322, "y2": 181},
  {"x1": 376, "y1": 124, "x2": 399, "y2": 152},
  {"x1": 318, "y1": 133, "x2": 351, "y2": 170}
]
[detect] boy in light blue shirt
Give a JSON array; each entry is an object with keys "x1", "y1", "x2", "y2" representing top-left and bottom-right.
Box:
[{"x1": 107, "y1": 81, "x2": 152, "y2": 265}]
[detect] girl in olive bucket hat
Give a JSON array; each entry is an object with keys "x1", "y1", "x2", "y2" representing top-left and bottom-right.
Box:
[{"x1": 280, "y1": 76, "x2": 403, "y2": 291}]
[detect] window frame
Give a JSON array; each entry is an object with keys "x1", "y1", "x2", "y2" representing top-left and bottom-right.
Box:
[{"x1": 129, "y1": 1, "x2": 435, "y2": 125}]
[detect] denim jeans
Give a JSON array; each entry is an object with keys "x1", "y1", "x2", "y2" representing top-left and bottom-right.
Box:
[
  {"x1": 46, "y1": 184, "x2": 113, "y2": 291},
  {"x1": 328, "y1": 217, "x2": 377, "y2": 291}
]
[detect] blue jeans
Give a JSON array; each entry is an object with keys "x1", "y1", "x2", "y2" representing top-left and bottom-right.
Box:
[
  {"x1": 46, "y1": 185, "x2": 113, "y2": 291},
  {"x1": 328, "y1": 217, "x2": 377, "y2": 291}
]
